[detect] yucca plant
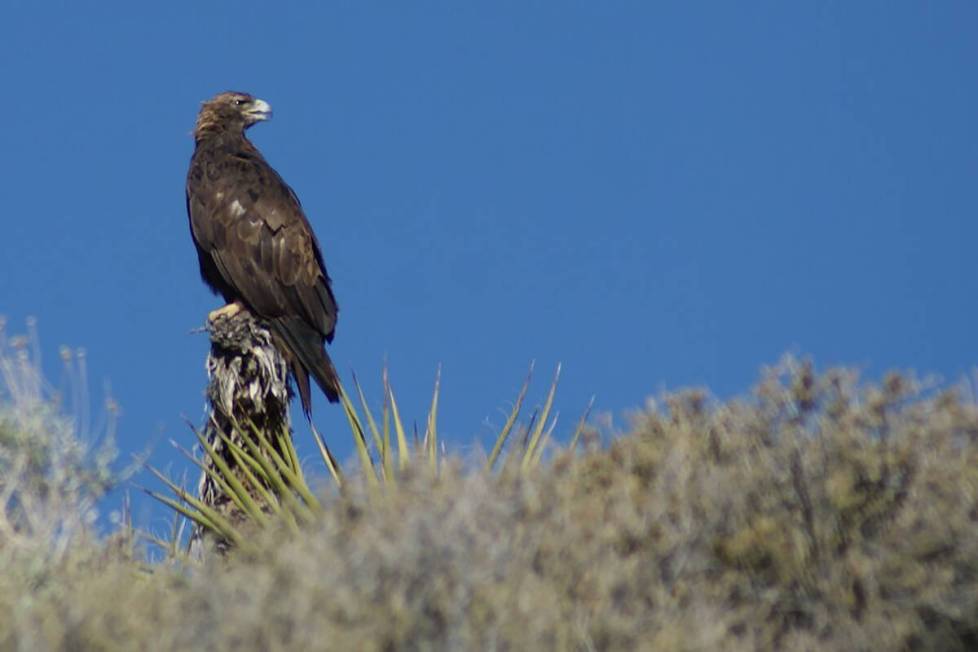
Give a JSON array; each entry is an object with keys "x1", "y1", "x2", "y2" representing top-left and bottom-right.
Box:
[{"x1": 149, "y1": 311, "x2": 591, "y2": 554}]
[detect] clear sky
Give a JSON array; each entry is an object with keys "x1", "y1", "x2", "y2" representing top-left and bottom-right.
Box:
[{"x1": 2, "y1": 2, "x2": 976, "y2": 528}]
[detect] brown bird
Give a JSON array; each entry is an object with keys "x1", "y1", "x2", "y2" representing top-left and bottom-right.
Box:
[{"x1": 186, "y1": 91, "x2": 340, "y2": 414}]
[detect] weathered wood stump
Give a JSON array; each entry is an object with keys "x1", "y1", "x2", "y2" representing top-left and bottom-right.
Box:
[{"x1": 189, "y1": 308, "x2": 293, "y2": 555}]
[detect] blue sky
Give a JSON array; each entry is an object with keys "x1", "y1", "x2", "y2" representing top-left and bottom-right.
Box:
[{"x1": 2, "y1": 2, "x2": 976, "y2": 528}]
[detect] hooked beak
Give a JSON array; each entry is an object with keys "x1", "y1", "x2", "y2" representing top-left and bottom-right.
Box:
[{"x1": 245, "y1": 98, "x2": 273, "y2": 122}]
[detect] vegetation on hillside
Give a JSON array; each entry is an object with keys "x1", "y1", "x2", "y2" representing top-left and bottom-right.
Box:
[{"x1": 2, "y1": 324, "x2": 978, "y2": 650}]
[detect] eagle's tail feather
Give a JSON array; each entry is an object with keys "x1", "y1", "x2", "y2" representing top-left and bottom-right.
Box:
[{"x1": 269, "y1": 317, "x2": 341, "y2": 415}]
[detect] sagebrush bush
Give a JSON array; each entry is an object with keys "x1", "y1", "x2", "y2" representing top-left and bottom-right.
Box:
[
  {"x1": 0, "y1": 324, "x2": 120, "y2": 562},
  {"x1": 3, "y1": 349, "x2": 978, "y2": 651}
]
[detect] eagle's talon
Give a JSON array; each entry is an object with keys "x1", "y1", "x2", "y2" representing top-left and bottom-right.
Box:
[{"x1": 208, "y1": 302, "x2": 244, "y2": 323}]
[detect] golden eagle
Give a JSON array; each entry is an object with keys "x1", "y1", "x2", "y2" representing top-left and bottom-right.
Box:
[{"x1": 186, "y1": 91, "x2": 340, "y2": 414}]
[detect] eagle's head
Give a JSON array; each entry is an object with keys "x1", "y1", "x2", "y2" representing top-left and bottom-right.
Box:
[{"x1": 194, "y1": 91, "x2": 272, "y2": 140}]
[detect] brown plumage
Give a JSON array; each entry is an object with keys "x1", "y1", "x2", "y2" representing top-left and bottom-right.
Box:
[{"x1": 186, "y1": 91, "x2": 340, "y2": 414}]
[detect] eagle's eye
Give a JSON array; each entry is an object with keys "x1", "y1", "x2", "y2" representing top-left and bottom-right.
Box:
[{"x1": 233, "y1": 98, "x2": 248, "y2": 107}]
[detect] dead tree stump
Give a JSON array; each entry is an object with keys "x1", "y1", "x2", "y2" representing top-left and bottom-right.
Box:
[{"x1": 189, "y1": 308, "x2": 293, "y2": 555}]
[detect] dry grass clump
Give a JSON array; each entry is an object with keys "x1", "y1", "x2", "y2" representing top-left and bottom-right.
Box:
[{"x1": 3, "y1": 350, "x2": 978, "y2": 650}]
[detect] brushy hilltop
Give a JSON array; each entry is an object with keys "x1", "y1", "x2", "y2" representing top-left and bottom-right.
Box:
[{"x1": 2, "y1": 333, "x2": 978, "y2": 650}]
